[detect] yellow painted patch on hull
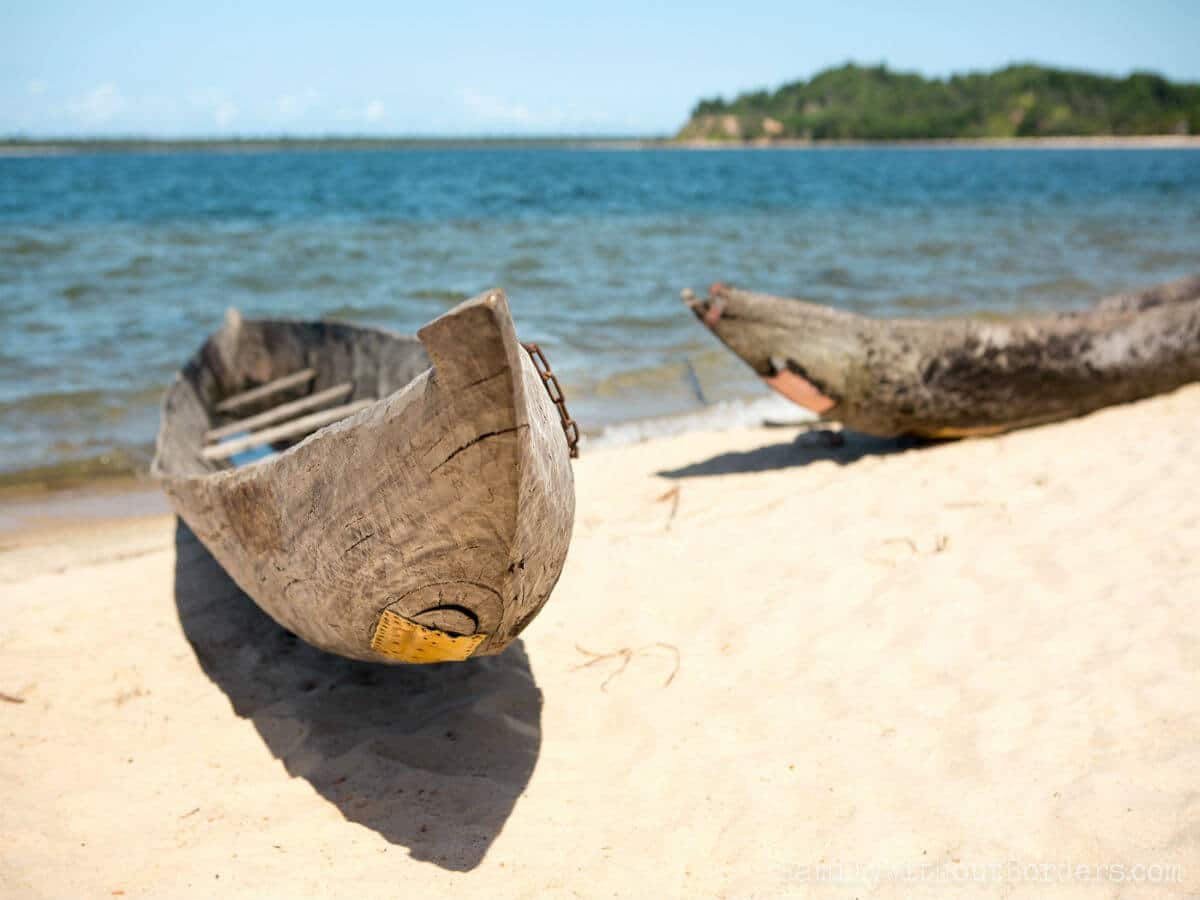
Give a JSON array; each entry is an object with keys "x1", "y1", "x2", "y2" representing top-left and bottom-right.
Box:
[{"x1": 370, "y1": 610, "x2": 487, "y2": 663}]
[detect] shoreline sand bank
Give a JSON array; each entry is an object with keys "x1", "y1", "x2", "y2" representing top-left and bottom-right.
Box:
[
  {"x1": 3, "y1": 384, "x2": 1198, "y2": 896},
  {"x1": 3, "y1": 134, "x2": 1200, "y2": 157}
]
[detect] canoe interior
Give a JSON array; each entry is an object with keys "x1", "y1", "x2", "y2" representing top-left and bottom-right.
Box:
[{"x1": 156, "y1": 310, "x2": 432, "y2": 477}]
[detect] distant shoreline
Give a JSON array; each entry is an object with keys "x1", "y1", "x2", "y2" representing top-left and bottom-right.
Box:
[
  {"x1": 672, "y1": 134, "x2": 1200, "y2": 150},
  {"x1": 0, "y1": 137, "x2": 660, "y2": 157},
  {"x1": 3, "y1": 134, "x2": 1200, "y2": 156}
]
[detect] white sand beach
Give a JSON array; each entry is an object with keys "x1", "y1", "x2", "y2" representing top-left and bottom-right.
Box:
[{"x1": 3, "y1": 385, "x2": 1198, "y2": 898}]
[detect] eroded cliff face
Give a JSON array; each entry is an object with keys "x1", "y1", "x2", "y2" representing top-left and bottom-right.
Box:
[{"x1": 675, "y1": 113, "x2": 794, "y2": 142}]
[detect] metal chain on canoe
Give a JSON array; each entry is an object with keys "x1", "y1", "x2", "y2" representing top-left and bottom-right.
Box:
[{"x1": 521, "y1": 342, "x2": 580, "y2": 459}]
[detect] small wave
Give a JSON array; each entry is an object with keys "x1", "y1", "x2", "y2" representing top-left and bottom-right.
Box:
[
  {"x1": 505, "y1": 275, "x2": 569, "y2": 290},
  {"x1": 582, "y1": 310, "x2": 687, "y2": 332},
  {"x1": 0, "y1": 445, "x2": 152, "y2": 493},
  {"x1": 502, "y1": 255, "x2": 545, "y2": 274},
  {"x1": 229, "y1": 271, "x2": 278, "y2": 292},
  {"x1": 161, "y1": 228, "x2": 207, "y2": 246},
  {"x1": 1134, "y1": 253, "x2": 1200, "y2": 274},
  {"x1": 585, "y1": 359, "x2": 696, "y2": 397},
  {"x1": 913, "y1": 239, "x2": 957, "y2": 257},
  {"x1": 62, "y1": 283, "x2": 97, "y2": 302},
  {"x1": 1021, "y1": 276, "x2": 1097, "y2": 308},
  {"x1": 585, "y1": 395, "x2": 816, "y2": 450},
  {"x1": 2, "y1": 236, "x2": 72, "y2": 257},
  {"x1": 408, "y1": 289, "x2": 470, "y2": 304},
  {"x1": 17, "y1": 318, "x2": 60, "y2": 334},
  {"x1": 0, "y1": 384, "x2": 164, "y2": 417},
  {"x1": 816, "y1": 266, "x2": 854, "y2": 287},
  {"x1": 512, "y1": 237, "x2": 554, "y2": 251},
  {"x1": 892, "y1": 293, "x2": 962, "y2": 313},
  {"x1": 633, "y1": 222, "x2": 690, "y2": 238},
  {"x1": 322, "y1": 303, "x2": 399, "y2": 321},
  {"x1": 104, "y1": 254, "x2": 157, "y2": 279}
]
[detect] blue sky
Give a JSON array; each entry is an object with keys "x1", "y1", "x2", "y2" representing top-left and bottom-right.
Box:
[{"x1": 3, "y1": 0, "x2": 1199, "y2": 137}]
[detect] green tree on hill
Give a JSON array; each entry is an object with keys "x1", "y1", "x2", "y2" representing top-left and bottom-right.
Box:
[{"x1": 678, "y1": 63, "x2": 1200, "y2": 141}]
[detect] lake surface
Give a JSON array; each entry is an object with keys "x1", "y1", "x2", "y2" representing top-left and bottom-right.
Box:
[{"x1": 1, "y1": 147, "x2": 1198, "y2": 482}]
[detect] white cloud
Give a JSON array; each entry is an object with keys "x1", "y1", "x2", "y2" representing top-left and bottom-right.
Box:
[
  {"x1": 461, "y1": 89, "x2": 532, "y2": 125},
  {"x1": 277, "y1": 88, "x2": 323, "y2": 120},
  {"x1": 213, "y1": 100, "x2": 237, "y2": 127},
  {"x1": 460, "y1": 89, "x2": 614, "y2": 130},
  {"x1": 68, "y1": 83, "x2": 126, "y2": 126},
  {"x1": 364, "y1": 99, "x2": 385, "y2": 122},
  {"x1": 277, "y1": 94, "x2": 302, "y2": 117},
  {"x1": 27, "y1": 80, "x2": 46, "y2": 97},
  {"x1": 190, "y1": 88, "x2": 238, "y2": 129}
]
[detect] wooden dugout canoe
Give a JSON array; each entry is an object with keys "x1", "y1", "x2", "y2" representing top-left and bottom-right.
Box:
[
  {"x1": 153, "y1": 290, "x2": 576, "y2": 664},
  {"x1": 683, "y1": 274, "x2": 1200, "y2": 438}
]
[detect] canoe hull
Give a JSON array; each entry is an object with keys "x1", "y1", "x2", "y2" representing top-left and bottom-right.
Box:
[
  {"x1": 153, "y1": 291, "x2": 574, "y2": 663},
  {"x1": 684, "y1": 275, "x2": 1200, "y2": 438}
]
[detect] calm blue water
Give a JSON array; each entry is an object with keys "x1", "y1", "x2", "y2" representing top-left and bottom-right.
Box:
[{"x1": 1, "y1": 147, "x2": 1198, "y2": 481}]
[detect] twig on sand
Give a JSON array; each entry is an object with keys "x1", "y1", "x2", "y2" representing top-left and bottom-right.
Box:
[
  {"x1": 574, "y1": 642, "x2": 681, "y2": 690},
  {"x1": 656, "y1": 486, "x2": 681, "y2": 530},
  {"x1": 867, "y1": 534, "x2": 951, "y2": 566},
  {"x1": 945, "y1": 499, "x2": 1007, "y2": 511},
  {"x1": 0, "y1": 691, "x2": 24, "y2": 704}
]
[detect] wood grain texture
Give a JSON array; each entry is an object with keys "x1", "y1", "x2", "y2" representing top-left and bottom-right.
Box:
[
  {"x1": 152, "y1": 290, "x2": 575, "y2": 663},
  {"x1": 215, "y1": 368, "x2": 316, "y2": 412},
  {"x1": 683, "y1": 274, "x2": 1200, "y2": 438},
  {"x1": 202, "y1": 398, "x2": 374, "y2": 460},
  {"x1": 205, "y1": 382, "x2": 353, "y2": 442}
]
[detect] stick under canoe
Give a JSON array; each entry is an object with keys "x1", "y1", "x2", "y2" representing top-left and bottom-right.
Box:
[{"x1": 683, "y1": 274, "x2": 1200, "y2": 438}]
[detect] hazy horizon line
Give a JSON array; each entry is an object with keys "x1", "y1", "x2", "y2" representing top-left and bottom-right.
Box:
[{"x1": 0, "y1": 133, "x2": 665, "y2": 143}]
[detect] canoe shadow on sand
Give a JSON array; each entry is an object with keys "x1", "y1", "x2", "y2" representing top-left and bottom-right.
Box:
[
  {"x1": 172, "y1": 520, "x2": 541, "y2": 872},
  {"x1": 658, "y1": 428, "x2": 923, "y2": 479}
]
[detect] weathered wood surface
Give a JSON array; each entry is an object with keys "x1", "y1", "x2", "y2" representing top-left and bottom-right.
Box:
[
  {"x1": 215, "y1": 368, "x2": 316, "y2": 412},
  {"x1": 683, "y1": 274, "x2": 1200, "y2": 438},
  {"x1": 206, "y1": 382, "x2": 353, "y2": 442},
  {"x1": 202, "y1": 399, "x2": 376, "y2": 461},
  {"x1": 152, "y1": 291, "x2": 576, "y2": 663}
]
